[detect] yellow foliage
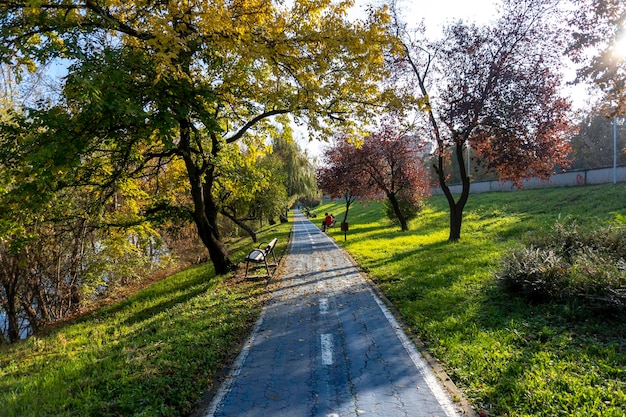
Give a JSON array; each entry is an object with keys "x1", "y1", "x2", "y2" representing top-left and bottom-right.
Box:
[
  {"x1": 417, "y1": 94, "x2": 432, "y2": 112},
  {"x1": 5, "y1": 0, "x2": 401, "y2": 208}
]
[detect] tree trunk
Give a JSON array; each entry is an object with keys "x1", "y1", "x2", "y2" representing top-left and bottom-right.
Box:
[
  {"x1": 1, "y1": 263, "x2": 21, "y2": 342},
  {"x1": 171, "y1": 46, "x2": 234, "y2": 275},
  {"x1": 387, "y1": 192, "x2": 409, "y2": 231},
  {"x1": 196, "y1": 179, "x2": 234, "y2": 275},
  {"x1": 435, "y1": 141, "x2": 470, "y2": 242},
  {"x1": 35, "y1": 277, "x2": 51, "y2": 323},
  {"x1": 203, "y1": 226, "x2": 234, "y2": 275},
  {"x1": 21, "y1": 298, "x2": 41, "y2": 334},
  {"x1": 221, "y1": 209, "x2": 258, "y2": 242},
  {"x1": 6, "y1": 289, "x2": 20, "y2": 342},
  {"x1": 202, "y1": 173, "x2": 221, "y2": 242},
  {"x1": 411, "y1": 53, "x2": 470, "y2": 242},
  {"x1": 342, "y1": 194, "x2": 353, "y2": 224},
  {"x1": 191, "y1": 197, "x2": 234, "y2": 274},
  {"x1": 179, "y1": 120, "x2": 234, "y2": 275},
  {"x1": 448, "y1": 203, "x2": 463, "y2": 242}
]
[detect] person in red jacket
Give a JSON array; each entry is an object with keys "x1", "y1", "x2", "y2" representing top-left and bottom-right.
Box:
[{"x1": 322, "y1": 213, "x2": 333, "y2": 232}]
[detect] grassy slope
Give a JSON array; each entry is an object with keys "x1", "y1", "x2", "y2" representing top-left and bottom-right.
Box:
[
  {"x1": 0, "y1": 222, "x2": 291, "y2": 417},
  {"x1": 320, "y1": 184, "x2": 626, "y2": 417},
  {"x1": 1, "y1": 185, "x2": 624, "y2": 417}
]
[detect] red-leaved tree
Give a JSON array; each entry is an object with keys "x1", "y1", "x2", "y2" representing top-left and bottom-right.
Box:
[
  {"x1": 391, "y1": 0, "x2": 573, "y2": 241},
  {"x1": 317, "y1": 121, "x2": 431, "y2": 232},
  {"x1": 358, "y1": 121, "x2": 431, "y2": 231},
  {"x1": 317, "y1": 134, "x2": 374, "y2": 226}
]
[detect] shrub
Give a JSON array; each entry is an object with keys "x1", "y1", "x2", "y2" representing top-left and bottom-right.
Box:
[
  {"x1": 498, "y1": 246, "x2": 570, "y2": 303},
  {"x1": 498, "y1": 219, "x2": 626, "y2": 314},
  {"x1": 383, "y1": 194, "x2": 423, "y2": 227}
]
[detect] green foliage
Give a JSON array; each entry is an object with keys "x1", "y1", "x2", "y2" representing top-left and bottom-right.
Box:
[
  {"x1": 271, "y1": 130, "x2": 319, "y2": 200},
  {"x1": 0, "y1": 0, "x2": 399, "y2": 274},
  {"x1": 319, "y1": 184, "x2": 626, "y2": 416},
  {"x1": 498, "y1": 219, "x2": 626, "y2": 312},
  {"x1": 253, "y1": 153, "x2": 289, "y2": 221},
  {"x1": 0, "y1": 219, "x2": 292, "y2": 416},
  {"x1": 383, "y1": 194, "x2": 423, "y2": 226}
]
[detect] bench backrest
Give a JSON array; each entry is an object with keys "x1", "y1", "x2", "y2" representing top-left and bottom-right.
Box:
[
  {"x1": 247, "y1": 249, "x2": 266, "y2": 262},
  {"x1": 265, "y1": 238, "x2": 278, "y2": 252}
]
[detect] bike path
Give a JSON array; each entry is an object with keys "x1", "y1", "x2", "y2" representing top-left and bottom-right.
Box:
[{"x1": 204, "y1": 211, "x2": 463, "y2": 417}]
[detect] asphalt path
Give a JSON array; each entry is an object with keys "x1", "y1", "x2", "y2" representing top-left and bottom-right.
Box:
[{"x1": 204, "y1": 210, "x2": 463, "y2": 417}]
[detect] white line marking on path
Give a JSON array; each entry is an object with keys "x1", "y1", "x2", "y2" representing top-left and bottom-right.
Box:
[
  {"x1": 321, "y1": 334, "x2": 333, "y2": 365},
  {"x1": 368, "y1": 288, "x2": 459, "y2": 416},
  {"x1": 319, "y1": 298, "x2": 329, "y2": 315}
]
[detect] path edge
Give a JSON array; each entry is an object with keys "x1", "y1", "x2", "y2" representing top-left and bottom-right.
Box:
[
  {"x1": 324, "y1": 230, "x2": 480, "y2": 417},
  {"x1": 192, "y1": 221, "x2": 296, "y2": 417}
]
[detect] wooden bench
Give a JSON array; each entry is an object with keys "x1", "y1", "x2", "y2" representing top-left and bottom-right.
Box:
[{"x1": 244, "y1": 238, "x2": 278, "y2": 279}]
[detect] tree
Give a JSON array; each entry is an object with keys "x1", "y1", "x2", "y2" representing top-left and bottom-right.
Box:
[
  {"x1": 250, "y1": 155, "x2": 289, "y2": 226},
  {"x1": 317, "y1": 134, "x2": 374, "y2": 226},
  {"x1": 0, "y1": 179, "x2": 165, "y2": 343},
  {"x1": 317, "y1": 122, "x2": 431, "y2": 232},
  {"x1": 391, "y1": 0, "x2": 573, "y2": 241},
  {"x1": 569, "y1": 108, "x2": 626, "y2": 169},
  {"x1": 271, "y1": 127, "x2": 319, "y2": 214},
  {"x1": 568, "y1": 0, "x2": 626, "y2": 117},
  {"x1": 0, "y1": 63, "x2": 182, "y2": 344},
  {"x1": 215, "y1": 131, "x2": 316, "y2": 240},
  {"x1": 0, "y1": 0, "x2": 397, "y2": 275},
  {"x1": 358, "y1": 120, "x2": 431, "y2": 231}
]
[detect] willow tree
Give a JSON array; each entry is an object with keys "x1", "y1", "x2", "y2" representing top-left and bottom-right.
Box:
[
  {"x1": 0, "y1": 0, "x2": 397, "y2": 274},
  {"x1": 271, "y1": 127, "x2": 319, "y2": 213}
]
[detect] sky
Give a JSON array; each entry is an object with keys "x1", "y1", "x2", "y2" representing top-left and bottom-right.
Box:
[
  {"x1": 297, "y1": 0, "x2": 596, "y2": 160},
  {"x1": 297, "y1": 0, "x2": 502, "y2": 159},
  {"x1": 398, "y1": 0, "x2": 500, "y2": 31}
]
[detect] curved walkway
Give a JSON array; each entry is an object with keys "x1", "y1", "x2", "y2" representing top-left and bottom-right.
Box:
[{"x1": 204, "y1": 211, "x2": 464, "y2": 417}]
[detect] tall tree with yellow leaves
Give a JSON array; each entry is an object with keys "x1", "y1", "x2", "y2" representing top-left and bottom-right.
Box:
[{"x1": 0, "y1": 0, "x2": 398, "y2": 274}]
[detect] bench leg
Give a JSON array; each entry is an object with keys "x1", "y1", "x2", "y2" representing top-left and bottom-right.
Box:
[
  {"x1": 268, "y1": 251, "x2": 277, "y2": 269},
  {"x1": 263, "y1": 258, "x2": 270, "y2": 277}
]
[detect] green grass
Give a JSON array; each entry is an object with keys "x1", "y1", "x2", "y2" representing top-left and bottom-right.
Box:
[
  {"x1": 3, "y1": 185, "x2": 625, "y2": 417},
  {"x1": 321, "y1": 184, "x2": 626, "y2": 417},
  {"x1": 0, "y1": 222, "x2": 292, "y2": 417}
]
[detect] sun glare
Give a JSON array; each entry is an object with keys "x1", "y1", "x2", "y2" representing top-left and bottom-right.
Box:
[{"x1": 615, "y1": 34, "x2": 626, "y2": 58}]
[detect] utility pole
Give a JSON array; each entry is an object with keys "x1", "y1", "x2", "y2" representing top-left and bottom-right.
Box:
[{"x1": 614, "y1": 117, "x2": 617, "y2": 184}]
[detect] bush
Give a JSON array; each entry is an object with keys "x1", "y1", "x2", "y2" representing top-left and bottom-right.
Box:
[
  {"x1": 383, "y1": 195, "x2": 423, "y2": 227},
  {"x1": 498, "y1": 219, "x2": 626, "y2": 313}
]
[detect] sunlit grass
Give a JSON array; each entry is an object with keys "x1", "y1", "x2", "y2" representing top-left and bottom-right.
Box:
[
  {"x1": 3, "y1": 184, "x2": 625, "y2": 417},
  {"x1": 0, "y1": 221, "x2": 292, "y2": 417},
  {"x1": 320, "y1": 184, "x2": 626, "y2": 416}
]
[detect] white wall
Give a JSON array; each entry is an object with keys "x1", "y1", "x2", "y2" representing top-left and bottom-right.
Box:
[{"x1": 431, "y1": 166, "x2": 626, "y2": 194}]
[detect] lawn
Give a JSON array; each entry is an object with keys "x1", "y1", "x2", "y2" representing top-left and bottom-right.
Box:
[
  {"x1": 0, "y1": 222, "x2": 292, "y2": 417},
  {"x1": 319, "y1": 184, "x2": 626, "y2": 417},
  {"x1": 1, "y1": 184, "x2": 624, "y2": 417}
]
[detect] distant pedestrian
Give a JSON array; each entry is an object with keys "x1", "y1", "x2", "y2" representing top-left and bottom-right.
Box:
[{"x1": 322, "y1": 213, "x2": 333, "y2": 232}]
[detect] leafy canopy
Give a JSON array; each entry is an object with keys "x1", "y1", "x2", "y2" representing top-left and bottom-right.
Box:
[
  {"x1": 0, "y1": 0, "x2": 400, "y2": 273},
  {"x1": 1, "y1": 0, "x2": 397, "y2": 138}
]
